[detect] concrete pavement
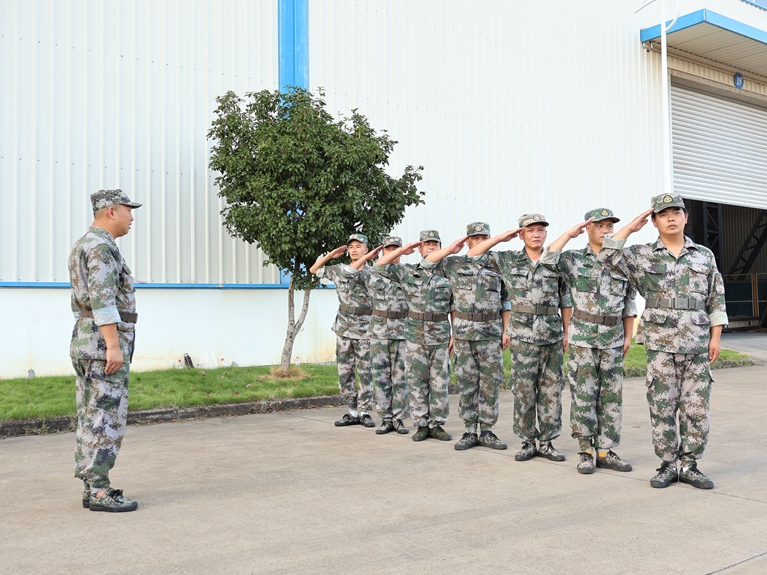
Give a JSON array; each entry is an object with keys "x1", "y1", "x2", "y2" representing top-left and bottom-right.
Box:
[
  {"x1": 1, "y1": 366, "x2": 767, "y2": 575},
  {"x1": 722, "y1": 332, "x2": 767, "y2": 365}
]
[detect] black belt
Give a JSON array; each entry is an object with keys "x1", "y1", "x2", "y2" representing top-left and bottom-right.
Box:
[
  {"x1": 454, "y1": 311, "x2": 501, "y2": 322},
  {"x1": 408, "y1": 311, "x2": 449, "y2": 322},
  {"x1": 574, "y1": 309, "x2": 621, "y2": 326},
  {"x1": 339, "y1": 304, "x2": 372, "y2": 316},
  {"x1": 372, "y1": 309, "x2": 408, "y2": 319},
  {"x1": 646, "y1": 298, "x2": 706, "y2": 311},
  {"x1": 511, "y1": 304, "x2": 558, "y2": 315},
  {"x1": 78, "y1": 308, "x2": 138, "y2": 323}
]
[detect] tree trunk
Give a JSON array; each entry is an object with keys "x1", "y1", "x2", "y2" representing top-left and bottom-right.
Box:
[{"x1": 279, "y1": 274, "x2": 313, "y2": 371}]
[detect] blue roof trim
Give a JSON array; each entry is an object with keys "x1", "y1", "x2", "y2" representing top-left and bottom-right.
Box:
[
  {"x1": 641, "y1": 9, "x2": 767, "y2": 45},
  {"x1": 739, "y1": 0, "x2": 767, "y2": 12}
]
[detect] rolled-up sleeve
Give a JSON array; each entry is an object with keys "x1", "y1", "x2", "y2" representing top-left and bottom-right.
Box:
[
  {"x1": 88, "y1": 246, "x2": 121, "y2": 326},
  {"x1": 708, "y1": 270, "x2": 729, "y2": 327}
]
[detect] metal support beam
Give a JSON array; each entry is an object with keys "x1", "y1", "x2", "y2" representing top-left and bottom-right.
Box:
[{"x1": 727, "y1": 210, "x2": 767, "y2": 281}]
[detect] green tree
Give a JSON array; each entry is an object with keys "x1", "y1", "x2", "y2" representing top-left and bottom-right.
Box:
[{"x1": 208, "y1": 87, "x2": 424, "y2": 371}]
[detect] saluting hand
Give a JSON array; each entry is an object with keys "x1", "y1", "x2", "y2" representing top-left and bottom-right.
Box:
[
  {"x1": 400, "y1": 241, "x2": 422, "y2": 255},
  {"x1": 499, "y1": 228, "x2": 523, "y2": 242},
  {"x1": 447, "y1": 236, "x2": 469, "y2": 254},
  {"x1": 328, "y1": 245, "x2": 348, "y2": 259},
  {"x1": 626, "y1": 209, "x2": 654, "y2": 234},
  {"x1": 362, "y1": 245, "x2": 382, "y2": 261},
  {"x1": 567, "y1": 219, "x2": 593, "y2": 239}
]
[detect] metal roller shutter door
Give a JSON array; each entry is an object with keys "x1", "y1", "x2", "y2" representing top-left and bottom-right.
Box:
[{"x1": 671, "y1": 84, "x2": 767, "y2": 210}]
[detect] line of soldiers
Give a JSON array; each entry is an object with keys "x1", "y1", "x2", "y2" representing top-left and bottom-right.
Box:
[
  {"x1": 67, "y1": 189, "x2": 728, "y2": 513},
  {"x1": 311, "y1": 193, "x2": 728, "y2": 491}
]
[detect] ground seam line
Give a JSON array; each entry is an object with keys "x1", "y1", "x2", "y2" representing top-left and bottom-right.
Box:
[{"x1": 707, "y1": 549, "x2": 767, "y2": 574}]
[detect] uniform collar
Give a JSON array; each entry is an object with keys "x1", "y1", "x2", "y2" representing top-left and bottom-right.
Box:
[
  {"x1": 89, "y1": 225, "x2": 118, "y2": 247},
  {"x1": 653, "y1": 235, "x2": 697, "y2": 253}
]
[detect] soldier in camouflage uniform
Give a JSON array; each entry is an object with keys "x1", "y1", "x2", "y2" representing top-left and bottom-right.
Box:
[
  {"x1": 348, "y1": 236, "x2": 410, "y2": 435},
  {"x1": 69, "y1": 189, "x2": 141, "y2": 512},
  {"x1": 375, "y1": 231, "x2": 459, "y2": 442},
  {"x1": 468, "y1": 214, "x2": 573, "y2": 462},
  {"x1": 541, "y1": 208, "x2": 637, "y2": 475},
  {"x1": 599, "y1": 194, "x2": 728, "y2": 490},
  {"x1": 310, "y1": 234, "x2": 376, "y2": 428},
  {"x1": 425, "y1": 222, "x2": 511, "y2": 451}
]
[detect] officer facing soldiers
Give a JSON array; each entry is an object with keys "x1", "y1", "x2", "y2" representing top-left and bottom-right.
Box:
[
  {"x1": 542, "y1": 209, "x2": 637, "y2": 474},
  {"x1": 375, "y1": 230, "x2": 460, "y2": 442},
  {"x1": 310, "y1": 234, "x2": 376, "y2": 428},
  {"x1": 349, "y1": 237, "x2": 410, "y2": 435},
  {"x1": 69, "y1": 189, "x2": 141, "y2": 512},
  {"x1": 598, "y1": 195, "x2": 728, "y2": 490},
  {"x1": 425, "y1": 222, "x2": 511, "y2": 451},
  {"x1": 468, "y1": 214, "x2": 573, "y2": 462}
]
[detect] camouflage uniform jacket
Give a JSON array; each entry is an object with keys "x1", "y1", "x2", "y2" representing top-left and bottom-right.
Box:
[
  {"x1": 599, "y1": 235, "x2": 728, "y2": 354},
  {"x1": 540, "y1": 246, "x2": 637, "y2": 349},
  {"x1": 374, "y1": 259, "x2": 452, "y2": 346},
  {"x1": 68, "y1": 226, "x2": 136, "y2": 362},
  {"x1": 317, "y1": 263, "x2": 372, "y2": 340},
  {"x1": 480, "y1": 249, "x2": 573, "y2": 346},
  {"x1": 345, "y1": 266, "x2": 408, "y2": 340},
  {"x1": 438, "y1": 255, "x2": 510, "y2": 341}
]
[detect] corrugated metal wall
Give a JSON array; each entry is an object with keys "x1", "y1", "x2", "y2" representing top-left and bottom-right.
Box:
[
  {"x1": 307, "y1": 0, "x2": 767, "y2": 246},
  {"x1": 0, "y1": 0, "x2": 280, "y2": 285}
]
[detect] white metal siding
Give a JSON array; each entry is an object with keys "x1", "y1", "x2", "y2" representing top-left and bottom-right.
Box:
[
  {"x1": 0, "y1": 0, "x2": 280, "y2": 284},
  {"x1": 308, "y1": 0, "x2": 767, "y2": 245},
  {"x1": 671, "y1": 84, "x2": 767, "y2": 209}
]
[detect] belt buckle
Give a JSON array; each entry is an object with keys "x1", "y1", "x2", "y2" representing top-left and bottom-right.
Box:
[{"x1": 676, "y1": 297, "x2": 688, "y2": 309}]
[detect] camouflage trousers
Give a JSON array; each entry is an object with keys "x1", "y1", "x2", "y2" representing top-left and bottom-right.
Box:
[
  {"x1": 371, "y1": 339, "x2": 408, "y2": 422},
  {"x1": 336, "y1": 335, "x2": 374, "y2": 413},
  {"x1": 646, "y1": 349, "x2": 712, "y2": 463},
  {"x1": 405, "y1": 341, "x2": 450, "y2": 428},
  {"x1": 566, "y1": 345, "x2": 624, "y2": 451},
  {"x1": 508, "y1": 339, "x2": 563, "y2": 443},
  {"x1": 453, "y1": 339, "x2": 503, "y2": 431},
  {"x1": 73, "y1": 358, "x2": 130, "y2": 491}
]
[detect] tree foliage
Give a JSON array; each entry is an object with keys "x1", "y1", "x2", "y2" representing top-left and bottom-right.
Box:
[{"x1": 207, "y1": 87, "x2": 424, "y2": 289}]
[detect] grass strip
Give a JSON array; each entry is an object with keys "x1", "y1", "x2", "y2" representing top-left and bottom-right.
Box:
[{"x1": 0, "y1": 344, "x2": 753, "y2": 421}]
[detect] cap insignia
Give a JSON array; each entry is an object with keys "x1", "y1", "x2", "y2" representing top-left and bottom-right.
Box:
[
  {"x1": 663, "y1": 195, "x2": 673, "y2": 203},
  {"x1": 601, "y1": 210, "x2": 609, "y2": 216}
]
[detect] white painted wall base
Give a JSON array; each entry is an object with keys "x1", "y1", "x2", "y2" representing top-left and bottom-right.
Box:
[{"x1": 0, "y1": 288, "x2": 339, "y2": 379}]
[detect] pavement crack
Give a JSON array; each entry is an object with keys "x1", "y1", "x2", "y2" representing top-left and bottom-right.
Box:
[{"x1": 706, "y1": 549, "x2": 767, "y2": 574}]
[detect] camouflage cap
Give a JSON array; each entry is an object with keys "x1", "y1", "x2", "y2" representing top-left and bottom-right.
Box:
[
  {"x1": 381, "y1": 236, "x2": 403, "y2": 248},
  {"x1": 466, "y1": 222, "x2": 491, "y2": 237},
  {"x1": 651, "y1": 193, "x2": 686, "y2": 213},
  {"x1": 584, "y1": 208, "x2": 620, "y2": 223},
  {"x1": 419, "y1": 230, "x2": 442, "y2": 243},
  {"x1": 91, "y1": 189, "x2": 142, "y2": 212},
  {"x1": 347, "y1": 233, "x2": 368, "y2": 246},
  {"x1": 518, "y1": 213, "x2": 549, "y2": 228}
]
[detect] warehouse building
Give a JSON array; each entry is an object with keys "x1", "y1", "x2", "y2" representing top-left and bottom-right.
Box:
[{"x1": 1, "y1": 0, "x2": 766, "y2": 378}]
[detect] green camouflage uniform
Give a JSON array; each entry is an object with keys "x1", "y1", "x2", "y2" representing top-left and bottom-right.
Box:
[
  {"x1": 598, "y1": 195, "x2": 728, "y2": 464},
  {"x1": 480, "y1": 214, "x2": 573, "y2": 443},
  {"x1": 375, "y1": 231, "x2": 453, "y2": 429},
  {"x1": 348, "y1": 236, "x2": 409, "y2": 423},
  {"x1": 69, "y1": 189, "x2": 141, "y2": 492},
  {"x1": 439, "y1": 223, "x2": 510, "y2": 433},
  {"x1": 540, "y1": 208, "x2": 637, "y2": 452},
  {"x1": 317, "y1": 259, "x2": 374, "y2": 413}
]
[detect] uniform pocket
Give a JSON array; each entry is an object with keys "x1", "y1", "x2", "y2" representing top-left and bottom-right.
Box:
[
  {"x1": 507, "y1": 269, "x2": 528, "y2": 290},
  {"x1": 609, "y1": 273, "x2": 628, "y2": 296},
  {"x1": 538, "y1": 269, "x2": 558, "y2": 293},
  {"x1": 575, "y1": 270, "x2": 599, "y2": 293},
  {"x1": 119, "y1": 265, "x2": 135, "y2": 293},
  {"x1": 688, "y1": 262, "x2": 710, "y2": 294},
  {"x1": 456, "y1": 269, "x2": 474, "y2": 291}
]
